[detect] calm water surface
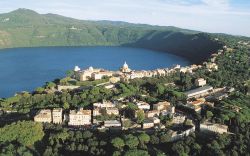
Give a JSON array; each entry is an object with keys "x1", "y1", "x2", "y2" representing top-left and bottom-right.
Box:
[{"x1": 0, "y1": 46, "x2": 190, "y2": 98}]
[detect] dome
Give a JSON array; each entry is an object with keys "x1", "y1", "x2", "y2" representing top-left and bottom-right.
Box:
[
  {"x1": 88, "y1": 66, "x2": 94, "y2": 71},
  {"x1": 123, "y1": 61, "x2": 129, "y2": 68},
  {"x1": 74, "y1": 66, "x2": 80, "y2": 72},
  {"x1": 120, "y1": 61, "x2": 131, "y2": 73}
]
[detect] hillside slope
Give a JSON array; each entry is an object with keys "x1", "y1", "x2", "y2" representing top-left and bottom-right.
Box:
[{"x1": 0, "y1": 8, "x2": 226, "y2": 63}]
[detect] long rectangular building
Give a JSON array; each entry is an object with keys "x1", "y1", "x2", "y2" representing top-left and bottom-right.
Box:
[{"x1": 185, "y1": 86, "x2": 213, "y2": 98}]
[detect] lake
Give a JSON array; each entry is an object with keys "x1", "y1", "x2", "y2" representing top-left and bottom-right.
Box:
[{"x1": 0, "y1": 46, "x2": 190, "y2": 98}]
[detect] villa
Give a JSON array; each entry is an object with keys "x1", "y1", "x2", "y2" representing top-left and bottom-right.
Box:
[
  {"x1": 34, "y1": 109, "x2": 52, "y2": 123},
  {"x1": 68, "y1": 108, "x2": 91, "y2": 126}
]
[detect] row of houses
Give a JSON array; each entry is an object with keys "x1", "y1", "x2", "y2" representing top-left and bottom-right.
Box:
[{"x1": 73, "y1": 62, "x2": 203, "y2": 83}]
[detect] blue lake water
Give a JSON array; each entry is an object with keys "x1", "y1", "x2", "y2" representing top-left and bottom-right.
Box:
[{"x1": 0, "y1": 46, "x2": 190, "y2": 98}]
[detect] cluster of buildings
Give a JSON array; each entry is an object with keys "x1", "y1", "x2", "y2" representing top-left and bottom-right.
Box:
[
  {"x1": 33, "y1": 98, "x2": 229, "y2": 142},
  {"x1": 73, "y1": 62, "x2": 203, "y2": 83},
  {"x1": 34, "y1": 109, "x2": 63, "y2": 124},
  {"x1": 33, "y1": 45, "x2": 235, "y2": 139},
  {"x1": 184, "y1": 86, "x2": 234, "y2": 113},
  {"x1": 33, "y1": 99, "x2": 184, "y2": 130}
]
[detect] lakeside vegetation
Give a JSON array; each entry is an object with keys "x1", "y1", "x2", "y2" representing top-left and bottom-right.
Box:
[{"x1": 0, "y1": 36, "x2": 249, "y2": 155}]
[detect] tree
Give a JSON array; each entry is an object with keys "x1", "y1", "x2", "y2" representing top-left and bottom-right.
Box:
[
  {"x1": 45, "y1": 82, "x2": 56, "y2": 89},
  {"x1": 113, "y1": 151, "x2": 122, "y2": 156},
  {"x1": 136, "y1": 110, "x2": 145, "y2": 124},
  {"x1": 35, "y1": 87, "x2": 45, "y2": 93},
  {"x1": 172, "y1": 142, "x2": 187, "y2": 156},
  {"x1": 150, "y1": 135, "x2": 160, "y2": 144},
  {"x1": 0, "y1": 143, "x2": 33, "y2": 156},
  {"x1": 111, "y1": 137, "x2": 125, "y2": 150},
  {"x1": 66, "y1": 70, "x2": 74, "y2": 77},
  {"x1": 124, "y1": 134, "x2": 139, "y2": 149},
  {"x1": 206, "y1": 111, "x2": 214, "y2": 119},
  {"x1": 123, "y1": 119, "x2": 132, "y2": 128},
  {"x1": 156, "y1": 83, "x2": 165, "y2": 95},
  {"x1": 160, "y1": 133, "x2": 171, "y2": 143},
  {"x1": 82, "y1": 130, "x2": 93, "y2": 139},
  {"x1": 63, "y1": 102, "x2": 70, "y2": 109},
  {"x1": 124, "y1": 149, "x2": 150, "y2": 156},
  {"x1": 0, "y1": 121, "x2": 44, "y2": 146},
  {"x1": 138, "y1": 133, "x2": 150, "y2": 144}
]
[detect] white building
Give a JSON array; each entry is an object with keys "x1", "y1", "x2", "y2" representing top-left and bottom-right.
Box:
[
  {"x1": 52, "y1": 108, "x2": 63, "y2": 124},
  {"x1": 195, "y1": 78, "x2": 207, "y2": 87},
  {"x1": 68, "y1": 108, "x2": 91, "y2": 126},
  {"x1": 200, "y1": 122, "x2": 228, "y2": 134},
  {"x1": 93, "y1": 101, "x2": 115, "y2": 108},
  {"x1": 136, "y1": 101, "x2": 150, "y2": 110},
  {"x1": 185, "y1": 86, "x2": 213, "y2": 99},
  {"x1": 143, "y1": 119, "x2": 155, "y2": 129},
  {"x1": 170, "y1": 126, "x2": 195, "y2": 141},
  {"x1": 150, "y1": 117, "x2": 160, "y2": 124},
  {"x1": 104, "y1": 120, "x2": 121, "y2": 127}
]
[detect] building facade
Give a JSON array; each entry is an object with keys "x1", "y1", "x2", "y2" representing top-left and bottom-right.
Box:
[
  {"x1": 34, "y1": 109, "x2": 52, "y2": 123},
  {"x1": 68, "y1": 108, "x2": 91, "y2": 126},
  {"x1": 52, "y1": 108, "x2": 63, "y2": 124}
]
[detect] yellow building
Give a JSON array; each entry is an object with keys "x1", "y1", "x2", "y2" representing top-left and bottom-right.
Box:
[
  {"x1": 91, "y1": 71, "x2": 113, "y2": 80},
  {"x1": 153, "y1": 101, "x2": 171, "y2": 111},
  {"x1": 76, "y1": 66, "x2": 101, "y2": 81},
  {"x1": 146, "y1": 110, "x2": 160, "y2": 118},
  {"x1": 34, "y1": 109, "x2": 52, "y2": 123}
]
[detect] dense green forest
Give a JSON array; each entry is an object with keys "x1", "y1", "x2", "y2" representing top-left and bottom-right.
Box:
[{"x1": 0, "y1": 8, "x2": 232, "y2": 63}]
